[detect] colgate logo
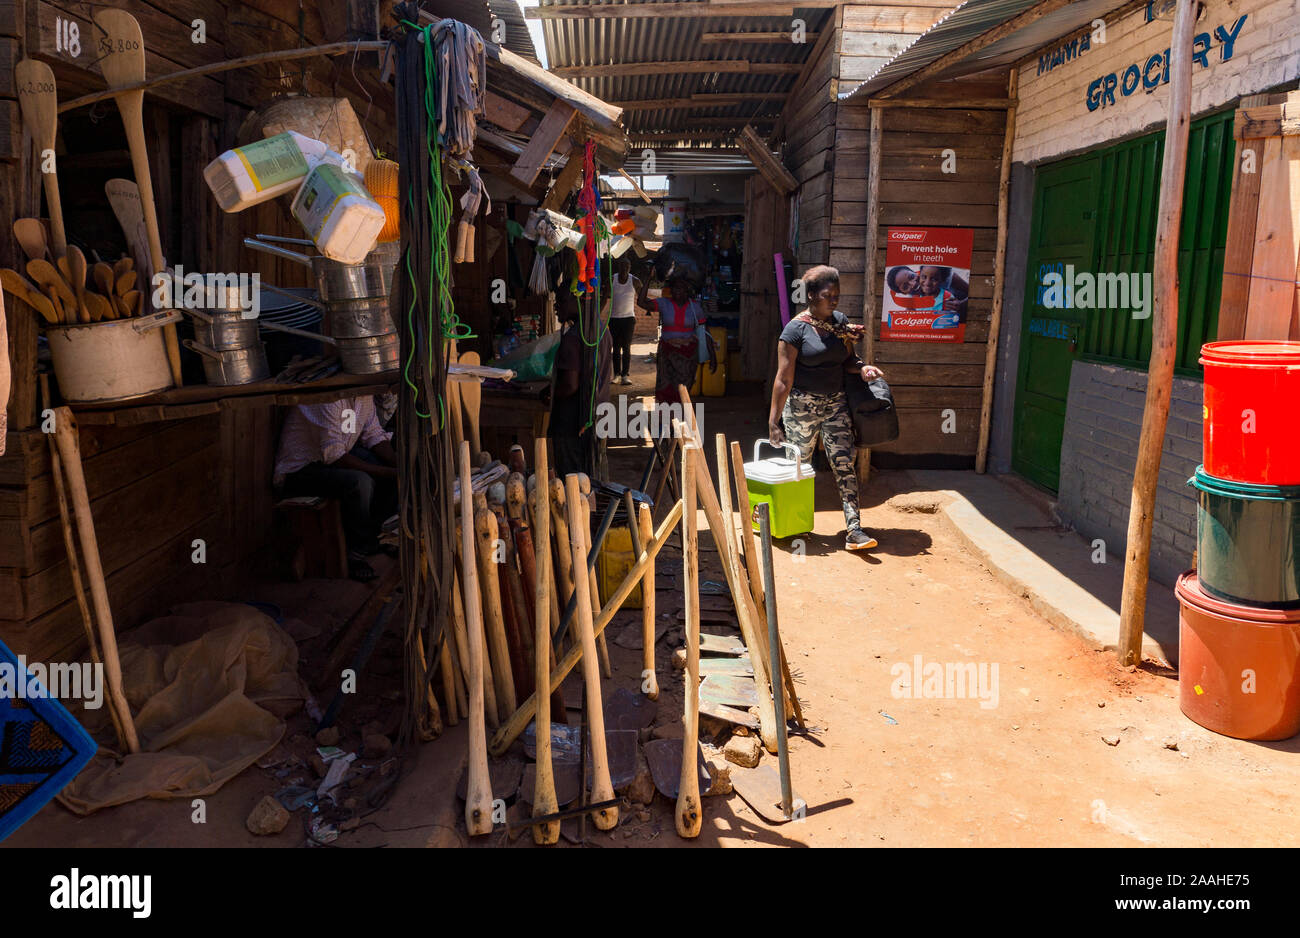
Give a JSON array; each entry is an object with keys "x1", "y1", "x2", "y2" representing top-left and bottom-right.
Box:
[{"x1": 890, "y1": 230, "x2": 926, "y2": 241}]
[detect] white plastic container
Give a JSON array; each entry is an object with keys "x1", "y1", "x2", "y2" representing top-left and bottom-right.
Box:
[
  {"x1": 203, "y1": 131, "x2": 331, "y2": 213},
  {"x1": 291, "y1": 163, "x2": 385, "y2": 265}
]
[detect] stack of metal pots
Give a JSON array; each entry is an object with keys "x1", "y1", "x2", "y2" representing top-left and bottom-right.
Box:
[
  {"x1": 244, "y1": 237, "x2": 400, "y2": 375},
  {"x1": 182, "y1": 286, "x2": 270, "y2": 386}
]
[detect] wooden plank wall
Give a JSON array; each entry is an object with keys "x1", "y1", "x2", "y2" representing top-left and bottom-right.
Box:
[
  {"x1": 739, "y1": 174, "x2": 792, "y2": 383},
  {"x1": 831, "y1": 78, "x2": 1009, "y2": 464},
  {"x1": 782, "y1": 10, "x2": 839, "y2": 270}
]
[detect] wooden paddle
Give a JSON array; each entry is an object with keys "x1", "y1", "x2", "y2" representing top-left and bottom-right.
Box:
[
  {"x1": 13, "y1": 219, "x2": 49, "y2": 262},
  {"x1": 67, "y1": 246, "x2": 89, "y2": 322},
  {"x1": 112, "y1": 256, "x2": 134, "y2": 278},
  {"x1": 458, "y1": 351, "x2": 483, "y2": 458},
  {"x1": 26, "y1": 259, "x2": 76, "y2": 316},
  {"x1": 94, "y1": 9, "x2": 182, "y2": 383},
  {"x1": 84, "y1": 292, "x2": 114, "y2": 322},
  {"x1": 14, "y1": 60, "x2": 67, "y2": 257},
  {"x1": 93, "y1": 262, "x2": 115, "y2": 297},
  {"x1": 0, "y1": 269, "x2": 60, "y2": 324},
  {"x1": 115, "y1": 271, "x2": 136, "y2": 297}
]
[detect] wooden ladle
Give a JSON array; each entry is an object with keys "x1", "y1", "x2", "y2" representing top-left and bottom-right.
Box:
[{"x1": 14, "y1": 60, "x2": 68, "y2": 257}]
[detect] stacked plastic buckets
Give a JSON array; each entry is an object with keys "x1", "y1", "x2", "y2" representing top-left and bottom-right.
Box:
[{"x1": 1178, "y1": 341, "x2": 1300, "y2": 740}]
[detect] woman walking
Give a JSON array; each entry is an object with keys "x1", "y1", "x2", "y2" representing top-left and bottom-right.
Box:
[
  {"x1": 608, "y1": 257, "x2": 640, "y2": 385},
  {"x1": 640, "y1": 275, "x2": 716, "y2": 405},
  {"x1": 768, "y1": 265, "x2": 883, "y2": 551}
]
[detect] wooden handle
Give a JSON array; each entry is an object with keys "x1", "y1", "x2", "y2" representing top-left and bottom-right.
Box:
[
  {"x1": 438, "y1": 632, "x2": 459, "y2": 727},
  {"x1": 459, "y1": 352, "x2": 482, "y2": 457},
  {"x1": 459, "y1": 442, "x2": 494, "y2": 835},
  {"x1": 52, "y1": 408, "x2": 139, "y2": 754},
  {"x1": 638, "y1": 500, "x2": 658, "y2": 701},
  {"x1": 564, "y1": 473, "x2": 617, "y2": 830},
  {"x1": 493, "y1": 508, "x2": 533, "y2": 700},
  {"x1": 677, "y1": 444, "x2": 702, "y2": 838},
  {"x1": 475, "y1": 507, "x2": 518, "y2": 718},
  {"x1": 14, "y1": 60, "x2": 67, "y2": 256},
  {"x1": 530, "y1": 440, "x2": 560, "y2": 844},
  {"x1": 114, "y1": 90, "x2": 182, "y2": 385},
  {"x1": 582, "y1": 496, "x2": 613, "y2": 679},
  {"x1": 455, "y1": 561, "x2": 498, "y2": 729},
  {"x1": 488, "y1": 498, "x2": 684, "y2": 756},
  {"x1": 548, "y1": 478, "x2": 575, "y2": 606}
]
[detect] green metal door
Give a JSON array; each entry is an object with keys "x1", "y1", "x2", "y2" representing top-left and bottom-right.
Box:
[{"x1": 1012, "y1": 156, "x2": 1099, "y2": 492}]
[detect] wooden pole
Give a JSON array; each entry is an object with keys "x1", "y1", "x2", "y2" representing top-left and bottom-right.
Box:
[
  {"x1": 530, "y1": 441, "x2": 560, "y2": 844},
  {"x1": 489, "y1": 499, "x2": 684, "y2": 755},
  {"x1": 459, "y1": 442, "x2": 494, "y2": 835},
  {"x1": 565, "y1": 474, "x2": 617, "y2": 830},
  {"x1": 637, "y1": 501, "x2": 659, "y2": 700},
  {"x1": 676, "y1": 444, "x2": 703, "y2": 838},
  {"x1": 855, "y1": 105, "x2": 883, "y2": 491},
  {"x1": 51, "y1": 408, "x2": 139, "y2": 754},
  {"x1": 976, "y1": 68, "x2": 1019, "y2": 474},
  {"x1": 1118, "y1": 0, "x2": 1197, "y2": 666}
]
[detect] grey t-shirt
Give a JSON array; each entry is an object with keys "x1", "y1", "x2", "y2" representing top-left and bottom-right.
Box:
[{"x1": 779, "y1": 311, "x2": 853, "y2": 395}]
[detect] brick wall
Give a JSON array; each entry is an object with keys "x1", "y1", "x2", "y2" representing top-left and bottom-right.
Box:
[
  {"x1": 1057, "y1": 360, "x2": 1203, "y2": 587},
  {"x1": 1014, "y1": 0, "x2": 1300, "y2": 165}
]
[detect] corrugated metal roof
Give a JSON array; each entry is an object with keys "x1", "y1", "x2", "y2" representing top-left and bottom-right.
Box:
[
  {"x1": 538, "y1": 0, "x2": 833, "y2": 145},
  {"x1": 425, "y1": 0, "x2": 539, "y2": 60},
  {"x1": 842, "y1": 0, "x2": 1129, "y2": 101}
]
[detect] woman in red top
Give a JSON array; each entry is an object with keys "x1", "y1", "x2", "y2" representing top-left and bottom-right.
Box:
[{"x1": 639, "y1": 276, "x2": 717, "y2": 405}]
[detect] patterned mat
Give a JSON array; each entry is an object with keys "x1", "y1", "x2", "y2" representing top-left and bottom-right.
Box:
[{"x1": 0, "y1": 639, "x2": 98, "y2": 841}]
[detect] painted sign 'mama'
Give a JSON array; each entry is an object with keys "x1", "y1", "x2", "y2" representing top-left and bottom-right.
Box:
[{"x1": 1085, "y1": 14, "x2": 1246, "y2": 111}]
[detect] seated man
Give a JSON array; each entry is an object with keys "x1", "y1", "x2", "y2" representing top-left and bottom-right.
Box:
[{"x1": 275, "y1": 395, "x2": 398, "y2": 582}]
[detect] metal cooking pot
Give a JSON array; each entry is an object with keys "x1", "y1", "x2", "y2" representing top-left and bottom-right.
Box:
[
  {"x1": 325, "y1": 295, "x2": 396, "y2": 339},
  {"x1": 183, "y1": 338, "x2": 270, "y2": 386},
  {"x1": 243, "y1": 236, "x2": 400, "y2": 302},
  {"x1": 337, "y1": 333, "x2": 400, "y2": 375},
  {"x1": 186, "y1": 308, "x2": 260, "y2": 350}
]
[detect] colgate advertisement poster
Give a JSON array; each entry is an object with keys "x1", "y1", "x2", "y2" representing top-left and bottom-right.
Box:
[{"x1": 881, "y1": 227, "x2": 973, "y2": 343}]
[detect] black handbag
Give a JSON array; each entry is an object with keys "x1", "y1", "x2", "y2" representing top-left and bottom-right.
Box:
[{"x1": 844, "y1": 373, "x2": 900, "y2": 448}]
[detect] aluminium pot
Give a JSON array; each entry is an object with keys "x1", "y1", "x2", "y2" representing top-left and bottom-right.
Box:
[
  {"x1": 183, "y1": 338, "x2": 270, "y2": 386},
  {"x1": 325, "y1": 295, "x2": 396, "y2": 339},
  {"x1": 47, "y1": 311, "x2": 179, "y2": 403},
  {"x1": 186, "y1": 308, "x2": 261, "y2": 350},
  {"x1": 243, "y1": 237, "x2": 400, "y2": 302},
  {"x1": 337, "y1": 333, "x2": 400, "y2": 375}
]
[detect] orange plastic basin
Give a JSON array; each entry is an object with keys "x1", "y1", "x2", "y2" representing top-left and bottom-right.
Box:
[{"x1": 1177, "y1": 571, "x2": 1300, "y2": 740}]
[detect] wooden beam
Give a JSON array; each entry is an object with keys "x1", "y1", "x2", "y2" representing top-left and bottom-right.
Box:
[
  {"x1": 527, "y1": 2, "x2": 839, "y2": 18},
  {"x1": 554, "y1": 61, "x2": 802, "y2": 79},
  {"x1": 1217, "y1": 94, "x2": 1274, "y2": 340},
  {"x1": 484, "y1": 90, "x2": 531, "y2": 132},
  {"x1": 511, "y1": 100, "x2": 577, "y2": 187},
  {"x1": 1118, "y1": 0, "x2": 1196, "y2": 667},
  {"x1": 875, "y1": 0, "x2": 1076, "y2": 100},
  {"x1": 975, "y1": 70, "x2": 1017, "y2": 475},
  {"x1": 700, "y1": 31, "x2": 820, "y2": 43},
  {"x1": 617, "y1": 168, "x2": 653, "y2": 204},
  {"x1": 867, "y1": 97, "x2": 1016, "y2": 110},
  {"x1": 540, "y1": 152, "x2": 586, "y2": 213},
  {"x1": 771, "y1": 10, "x2": 838, "y2": 140},
  {"x1": 57, "y1": 41, "x2": 389, "y2": 113},
  {"x1": 1234, "y1": 100, "x2": 1300, "y2": 139},
  {"x1": 854, "y1": 105, "x2": 883, "y2": 491},
  {"x1": 614, "y1": 93, "x2": 789, "y2": 110},
  {"x1": 737, "y1": 125, "x2": 797, "y2": 195}
]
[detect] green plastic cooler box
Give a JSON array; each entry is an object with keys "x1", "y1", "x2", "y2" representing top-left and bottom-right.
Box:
[{"x1": 744, "y1": 440, "x2": 814, "y2": 538}]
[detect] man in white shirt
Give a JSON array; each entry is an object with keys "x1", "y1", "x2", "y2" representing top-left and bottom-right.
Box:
[
  {"x1": 608, "y1": 257, "x2": 642, "y2": 385},
  {"x1": 275, "y1": 395, "x2": 397, "y2": 581}
]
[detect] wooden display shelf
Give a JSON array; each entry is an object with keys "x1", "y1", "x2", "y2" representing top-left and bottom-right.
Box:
[{"x1": 70, "y1": 370, "x2": 400, "y2": 426}]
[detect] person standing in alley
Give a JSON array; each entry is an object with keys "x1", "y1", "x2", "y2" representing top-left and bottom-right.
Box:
[
  {"x1": 608, "y1": 257, "x2": 641, "y2": 385},
  {"x1": 639, "y1": 274, "x2": 716, "y2": 405},
  {"x1": 767, "y1": 265, "x2": 883, "y2": 551}
]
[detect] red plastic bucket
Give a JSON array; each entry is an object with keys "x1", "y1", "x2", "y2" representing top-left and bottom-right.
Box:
[
  {"x1": 1176, "y1": 571, "x2": 1300, "y2": 740},
  {"x1": 1200, "y1": 341, "x2": 1300, "y2": 485}
]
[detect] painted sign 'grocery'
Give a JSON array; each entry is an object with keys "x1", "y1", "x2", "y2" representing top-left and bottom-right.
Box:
[{"x1": 1086, "y1": 14, "x2": 1246, "y2": 111}]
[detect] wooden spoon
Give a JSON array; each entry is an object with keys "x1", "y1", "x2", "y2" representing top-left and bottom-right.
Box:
[
  {"x1": 55, "y1": 255, "x2": 88, "y2": 323},
  {"x1": 84, "y1": 292, "x2": 115, "y2": 322},
  {"x1": 113, "y1": 256, "x2": 134, "y2": 279},
  {"x1": 459, "y1": 351, "x2": 483, "y2": 458},
  {"x1": 14, "y1": 60, "x2": 67, "y2": 257},
  {"x1": 93, "y1": 262, "x2": 115, "y2": 297},
  {"x1": 68, "y1": 246, "x2": 88, "y2": 308},
  {"x1": 122, "y1": 290, "x2": 142, "y2": 317},
  {"x1": 0, "y1": 268, "x2": 60, "y2": 324},
  {"x1": 13, "y1": 219, "x2": 49, "y2": 262},
  {"x1": 26, "y1": 259, "x2": 76, "y2": 315},
  {"x1": 94, "y1": 10, "x2": 181, "y2": 383},
  {"x1": 115, "y1": 270, "x2": 138, "y2": 297}
]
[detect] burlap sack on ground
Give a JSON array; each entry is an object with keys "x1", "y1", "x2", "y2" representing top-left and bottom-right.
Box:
[{"x1": 58, "y1": 602, "x2": 306, "y2": 815}]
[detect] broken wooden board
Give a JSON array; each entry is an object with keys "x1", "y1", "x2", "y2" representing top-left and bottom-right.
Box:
[
  {"x1": 698, "y1": 655, "x2": 754, "y2": 677},
  {"x1": 698, "y1": 699, "x2": 760, "y2": 731},
  {"x1": 701, "y1": 673, "x2": 760, "y2": 709},
  {"x1": 699, "y1": 632, "x2": 747, "y2": 656},
  {"x1": 643, "y1": 737, "x2": 709, "y2": 800},
  {"x1": 730, "y1": 762, "x2": 805, "y2": 824}
]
